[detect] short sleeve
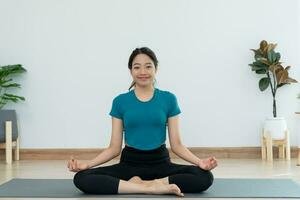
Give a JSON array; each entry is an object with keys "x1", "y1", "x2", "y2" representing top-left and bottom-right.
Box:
[
  {"x1": 167, "y1": 92, "x2": 181, "y2": 118},
  {"x1": 109, "y1": 96, "x2": 123, "y2": 119}
]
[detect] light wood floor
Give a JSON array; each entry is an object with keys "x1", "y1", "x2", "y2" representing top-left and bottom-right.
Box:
[{"x1": 0, "y1": 158, "x2": 300, "y2": 200}]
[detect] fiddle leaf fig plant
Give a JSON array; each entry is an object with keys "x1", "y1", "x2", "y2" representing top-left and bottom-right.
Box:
[
  {"x1": 249, "y1": 40, "x2": 297, "y2": 118},
  {"x1": 0, "y1": 64, "x2": 26, "y2": 109}
]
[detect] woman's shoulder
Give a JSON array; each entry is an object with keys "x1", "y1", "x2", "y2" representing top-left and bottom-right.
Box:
[
  {"x1": 157, "y1": 88, "x2": 177, "y2": 99},
  {"x1": 112, "y1": 90, "x2": 132, "y2": 101}
]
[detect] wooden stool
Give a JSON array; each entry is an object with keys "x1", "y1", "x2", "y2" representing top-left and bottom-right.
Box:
[
  {"x1": 297, "y1": 148, "x2": 300, "y2": 166},
  {"x1": 261, "y1": 129, "x2": 290, "y2": 161},
  {"x1": 0, "y1": 121, "x2": 20, "y2": 164},
  {"x1": 294, "y1": 112, "x2": 300, "y2": 166}
]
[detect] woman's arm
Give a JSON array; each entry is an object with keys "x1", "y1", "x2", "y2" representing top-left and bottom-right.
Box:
[
  {"x1": 167, "y1": 115, "x2": 217, "y2": 170},
  {"x1": 87, "y1": 117, "x2": 123, "y2": 168},
  {"x1": 167, "y1": 115, "x2": 201, "y2": 166}
]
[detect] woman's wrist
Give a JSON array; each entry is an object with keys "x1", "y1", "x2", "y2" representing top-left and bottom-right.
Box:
[
  {"x1": 86, "y1": 161, "x2": 93, "y2": 169},
  {"x1": 196, "y1": 158, "x2": 202, "y2": 167}
]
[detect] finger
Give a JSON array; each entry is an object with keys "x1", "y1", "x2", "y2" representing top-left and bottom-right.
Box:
[
  {"x1": 68, "y1": 160, "x2": 73, "y2": 170},
  {"x1": 211, "y1": 161, "x2": 216, "y2": 166},
  {"x1": 205, "y1": 164, "x2": 210, "y2": 170},
  {"x1": 71, "y1": 160, "x2": 76, "y2": 171},
  {"x1": 74, "y1": 160, "x2": 78, "y2": 171},
  {"x1": 211, "y1": 162, "x2": 217, "y2": 169},
  {"x1": 71, "y1": 161, "x2": 75, "y2": 169},
  {"x1": 70, "y1": 162, "x2": 73, "y2": 171}
]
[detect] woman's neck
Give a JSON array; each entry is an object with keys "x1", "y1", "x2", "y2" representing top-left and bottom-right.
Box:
[{"x1": 134, "y1": 85, "x2": 155, "y2": 95}]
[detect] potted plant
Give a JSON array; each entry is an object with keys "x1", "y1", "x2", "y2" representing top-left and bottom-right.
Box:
[
  {"x1": 249, "y1": 40, "x2": 297, "y2": 139},
  {"x1": 0, "y1": 64, "x2": 26, "y2": 145}
]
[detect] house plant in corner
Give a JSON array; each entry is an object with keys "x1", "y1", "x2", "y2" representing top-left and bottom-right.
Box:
[
  {"x1": 0, "y1": 64, "x2": 26, "y2": 150},
  {"x1": 249, "y1": 40, "x2": 297, "y2": 139}
]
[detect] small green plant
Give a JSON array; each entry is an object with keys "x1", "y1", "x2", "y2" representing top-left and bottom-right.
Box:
[
  {"x1": 249, "y1": 40, "x2": 297, "y2": 118},
  {"x1": 0, "y1": 64, "x2": 26, "y2": 109}
]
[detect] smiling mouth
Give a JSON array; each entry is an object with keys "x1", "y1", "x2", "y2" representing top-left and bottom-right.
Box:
[{"x1": 138, "y1": 77, "x2": 150, "y2": 79}]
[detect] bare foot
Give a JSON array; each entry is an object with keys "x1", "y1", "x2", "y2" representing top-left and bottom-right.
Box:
[
  {"x1": 129, "y1": 177, "x2": 166, "y2": 186},
  {"x1": 148, "y1": 180, "x2": 184, "y2": 197},
  {"x1": 128, "y1": 176, "x2": 183, "y2": 197},
  {"x1": 140, "y1": 178, "x2": 168, "y2": 186},
  {"x1": 128, "y1": 176, "x2": 143, "y2": 184}
]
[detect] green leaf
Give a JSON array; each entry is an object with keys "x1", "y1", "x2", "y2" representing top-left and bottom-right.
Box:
[
  {"x1": 0, "y1": 78, "x2": 13, "y2": 85},
  {"x1": 250, "y1": 64, "x2": 262, "y2": 71},
  {"x1": 255, "y1": 54, "x2": 264, "y2": 61},
  {"x1": 255, "y1": 69, "x2": 267, "y2": 74},
  {"x1": 2, "y1": 96, "x2": 18, "y2": 103},
  {"x1": 3, "y1": 93, "x2": 25, "y2": 101},
  {"x1": 259, "y1": 77, "x2": 270, "y2": 91},
  {"x1": 267, "y1": 49, "x2": 277, "y2": 63},
  {"x1": 275, "y1": 52, "x2": 281, "y2": 63},
  {"x1": 249, "y1": 61, "x2": 269, "y2": 71},
  {"x1": 0, "y1": 65, "x2": 26, "y2": 109},
  {"x1": 0, "y1": 64, "x2": 26, "y2": 78},
  {"x1": 1, "y1": 83, "x2": 21, "y2": 88}
]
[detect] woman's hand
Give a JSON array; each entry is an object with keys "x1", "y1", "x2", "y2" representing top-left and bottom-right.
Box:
[
  {"x1": 198, "y1": 157, "x2": 218, "y2": 171},
  {"x1": 67, "y1": 156, "x2": 90, "y2": 172}
]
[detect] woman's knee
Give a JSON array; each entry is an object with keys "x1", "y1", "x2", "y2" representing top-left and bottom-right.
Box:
[
  {"x1": 73, "y1": 170, "x2": 89, "y2": 190},
  {"x1": 73, "y1": 170, "x2": 120, "y2": 194},
  {"x1": 173, "y1": 166, "x2": 214, "y2": 193},
  {"x1": 185, "y1": 167, "x2": 214, "y2": 192},
  {"x1": 196, "y1": 170, "x2": 214, "y2": 192}
]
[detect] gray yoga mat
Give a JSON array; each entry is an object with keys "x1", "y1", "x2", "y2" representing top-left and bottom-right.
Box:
[{"x1": 0, "y1": 178, "x2": 300, "y2": 198}]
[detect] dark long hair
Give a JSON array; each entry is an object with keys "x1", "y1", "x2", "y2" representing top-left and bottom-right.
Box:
[{"x1": 128, "y1": 47, "x2": 158, "y2": 90}]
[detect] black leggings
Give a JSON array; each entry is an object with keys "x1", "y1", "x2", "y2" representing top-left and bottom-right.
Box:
[{"x1": 73, "y1": 144, "x2": 214, "y2": 194}]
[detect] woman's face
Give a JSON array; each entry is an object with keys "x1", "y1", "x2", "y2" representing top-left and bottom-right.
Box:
[{"x1": 130, "y1": 53, "x2": 157, "y2": 88}]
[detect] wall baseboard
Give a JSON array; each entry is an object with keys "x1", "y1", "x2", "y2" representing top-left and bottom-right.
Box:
[{"x1": 0, "y1": 146, "x2": 298, "y2": 160}]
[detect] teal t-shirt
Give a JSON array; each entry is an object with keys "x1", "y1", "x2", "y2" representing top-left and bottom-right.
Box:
[{"x1": 109, "y1": 88, "x2": 181, "y2": 150}]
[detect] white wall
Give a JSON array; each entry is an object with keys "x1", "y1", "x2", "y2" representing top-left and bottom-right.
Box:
[{"x1": 0, "y1": 0, "x2": 299, "y2": 148}]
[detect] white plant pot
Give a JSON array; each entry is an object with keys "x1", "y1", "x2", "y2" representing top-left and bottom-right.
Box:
[{"x1": 263, "y1": 117, "x2": 287, "y2": 140}]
